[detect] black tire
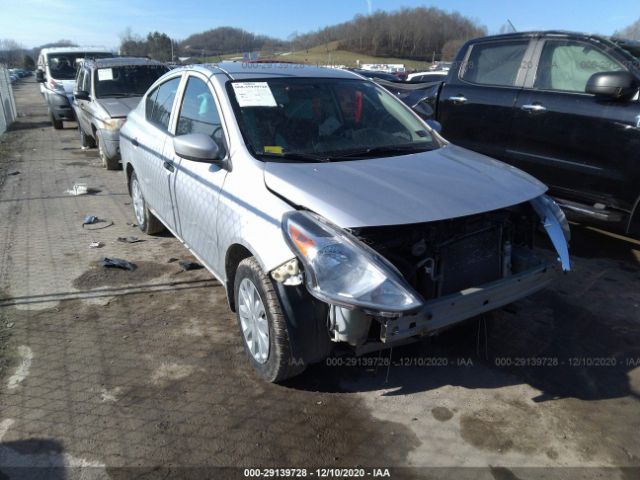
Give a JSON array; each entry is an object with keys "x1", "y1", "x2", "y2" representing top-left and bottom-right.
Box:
[
  {"x1": 129, "y1": 171, "x2": 164, "y2": 235},
  {"x1": 79, "y1": 127, "x2": 95, "y2": 148},
  {"x1": 234, "y1": 257, "x2": 305, "y2": 382},
  {"x1": 49, "y1": 110, "x2": 63, "y2": 130},
  {"x1": 96, "y1": 131, "x2": 120, "y2": 170}
]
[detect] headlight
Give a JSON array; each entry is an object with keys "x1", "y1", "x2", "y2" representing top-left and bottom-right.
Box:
[
  {"x1": 282, "y1": 211, "x2": 422, "y2": 313},
  {"x1": 103, "y1": 118, "x2": 126, "y2": 130}
]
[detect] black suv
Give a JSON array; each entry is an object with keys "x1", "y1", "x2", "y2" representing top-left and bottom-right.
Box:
[{"x1": 395, "y1": 32, "x2": 640, "y2": 236}]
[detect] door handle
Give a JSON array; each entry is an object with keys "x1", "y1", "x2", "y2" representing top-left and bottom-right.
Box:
[
  {"x1": 521, "y1": 104, "x2": 547, "y2": 113},
  {"x1": 163, "y1": 160, "x2": 175, "y2": 173},
  {"x1": 448, "y1": 95, "x2": 467, "y2": 104},
  {"x1": 131, "y1": 138, "x2": 139, "y2": 147}
]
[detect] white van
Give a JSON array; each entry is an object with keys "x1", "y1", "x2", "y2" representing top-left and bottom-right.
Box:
[{"x1": 36, "y1": 47, "x2": 113, "y2": 129}]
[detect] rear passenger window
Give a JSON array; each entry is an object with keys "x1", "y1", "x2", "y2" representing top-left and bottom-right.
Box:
[
  {"x1": 176, "y1": 76, "x2": 226, "y2": 152},
  {"x1": 534, "y1": 40, "x2": 624, "y2": 92},
  {"x1": 145, "y1": 77, "x2": 181, "y2": 131},
  {"x1": 462, "y1": 41, "x2": 529, "y2": 86}
]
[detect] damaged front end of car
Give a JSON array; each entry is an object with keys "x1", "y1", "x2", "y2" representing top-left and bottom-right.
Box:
[{"x1": 273, "y1": 194, "x2": 570, "y2": 357}]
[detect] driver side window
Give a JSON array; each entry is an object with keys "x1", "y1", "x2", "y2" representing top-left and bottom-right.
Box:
[
  {"x1": 534, "y1": 40, "x2": 624, "y2": 93},
  {"x1": 176, "y1": 76, "x2": 226, "y2": 154}
]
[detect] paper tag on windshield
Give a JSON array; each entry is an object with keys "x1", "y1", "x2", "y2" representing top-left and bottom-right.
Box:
[
  {"x1": 97, "y1": 68, "x2": 113, "y2": 81},
  {"x1": 232, "y1": 82, "x2": 277, "y2": 107}
]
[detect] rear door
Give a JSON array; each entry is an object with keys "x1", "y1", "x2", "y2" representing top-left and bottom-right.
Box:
[
  {"x1": 133, "y1": 74, "x2": 184, "y2": 229},
  {"x1": 510, "y1": 38, "x2": 640, "y2": 209},
  {"x1": 166, "y1": 73, "x2": 230, "y2": 270},
  {"x1": 439, "y1": 38, "x2": 534, "y2": 160}
]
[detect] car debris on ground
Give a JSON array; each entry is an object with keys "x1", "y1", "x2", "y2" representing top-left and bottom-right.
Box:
[{"x1": 99, "y1": 257, "x2": 137, "y2": 271}]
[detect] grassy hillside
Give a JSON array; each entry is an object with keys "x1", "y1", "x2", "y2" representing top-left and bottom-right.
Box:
[{"x1": 213, "y1": 41, "x2": 431, "y2": 70}]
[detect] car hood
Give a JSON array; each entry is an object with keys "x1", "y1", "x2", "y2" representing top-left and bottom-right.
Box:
[
  {"x1": 97, "y1": 97, "x2": 142, "y2": 118},
  {"x1": 264, "y1": 145, "x2": 547, "y2": 228}
]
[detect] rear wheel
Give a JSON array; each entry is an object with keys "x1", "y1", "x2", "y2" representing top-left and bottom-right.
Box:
[
  {"x1": 234, "y1": 257, "x2": 305, "y2": 382},
  {"x1": 129, "y1": 171, "x2": 164, "y2": 235},
  {"x1": 49, "y1": 110, "x2": 63, "y2": 130}
]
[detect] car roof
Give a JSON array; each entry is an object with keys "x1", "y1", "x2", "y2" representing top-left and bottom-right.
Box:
[
  {"x1": 175, "y1": 61, "x2": 361, "y2": 80},
  {"x1": 471, "y1": 30, "x2": 620, "y2": 44},
  {"x1": 40, "y1": 47, "x2": 111, "y2": 55},
  {"x1": 85, "y1": 57, "x2": 165, "y2": 68}
]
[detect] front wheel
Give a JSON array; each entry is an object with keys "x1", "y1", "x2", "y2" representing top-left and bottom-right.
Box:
[
  {"x1": 97, "y1": 131, "x2": 120, "y2": 170},
  {"x1": 49, "y1": 110, "x2": 63, "y2": 130},
  {"x1": 129, "y1": 171, "x2": 164, "y2": 235},
  {"x1": 234, "y1": 257, "x2": 305, "y2": 382},
  {"x1": 79, "y1": 127, "x2": 95, "y2": 148}
]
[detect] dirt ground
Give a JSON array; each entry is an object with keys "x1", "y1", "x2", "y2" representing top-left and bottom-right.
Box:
[{"x1": 0, "y1": 78, "x2": 639, "y2": 480}]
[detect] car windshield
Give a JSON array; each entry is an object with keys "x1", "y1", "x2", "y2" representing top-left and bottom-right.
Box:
[
  {"x1": 94, "y1": 65, "x2": 168, "y2": 98},
  {"x1": 227, "y1": 77, "x2": 438, "y2": 161},
  {"x1": 47, "y1": 52, "x2": 112, "y2": 80}
]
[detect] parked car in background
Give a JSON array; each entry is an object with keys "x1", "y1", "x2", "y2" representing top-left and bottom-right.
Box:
[
  {"x1": 348, "y1": 68, "x2": 403, "y2": 82},
  {"x1": 120, "y1": 62, "x2": 570, "y2": 382},
  {"x1": 72, "y1": 57, "x2": 168, "y2": 169},
  {"x1": 406, "y1": 70, "x2": 448, "y2": 83},
  {"x1": 429, "y1": 61, "x2": 453, "y2": 72},
  {"x1": 396, "y1": 31, "x2": 640, "y2": 238},
  {"x1": 36, "y1": 47, "x2": 114, "y2": 129}
]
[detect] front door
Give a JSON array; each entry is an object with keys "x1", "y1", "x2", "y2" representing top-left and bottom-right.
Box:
[
  {"x1": 169, "y1": 74, "x2": 229, "y2": 271},
  {"x1": 510, "y1": 38, "x2": 640, "y2": 209}
]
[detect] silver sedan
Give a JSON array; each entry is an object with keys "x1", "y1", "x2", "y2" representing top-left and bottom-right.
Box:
[{"x1": 120, "y1": 62, "x2": 570, "y2": 382}]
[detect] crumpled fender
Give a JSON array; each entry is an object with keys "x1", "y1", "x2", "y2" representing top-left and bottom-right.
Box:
[{"x1": 530, "y1": 195, "x2": 571, "y2": 272}]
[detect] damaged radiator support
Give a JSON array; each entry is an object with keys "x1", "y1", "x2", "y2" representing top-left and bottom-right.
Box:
[{"x1": 335, "y1": 205, "x2": 544, "y2": 350}]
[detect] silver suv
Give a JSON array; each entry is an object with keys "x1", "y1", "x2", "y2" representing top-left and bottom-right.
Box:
[
  {"x1": 120, "y1": 63, "x2": 570, "y2": 382},
  {"x1": 72, "y1": 57, "x2": 168, "y2": 169}
]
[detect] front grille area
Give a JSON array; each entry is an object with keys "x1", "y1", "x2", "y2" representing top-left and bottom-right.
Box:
[
  {"x1": 351, "y1": 206, "x2": 536, "y2": 302},
  {"x1": 438, "y1": 226, "x2": 502, "y2": 295}
]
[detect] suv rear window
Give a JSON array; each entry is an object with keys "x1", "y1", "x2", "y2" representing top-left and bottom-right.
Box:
[
  {"x1": 461, "y1": 40, "x2": 529, "y2": 86},
  {"x1": 46, "y1": 52, "x2": 113, "y2": 80}
]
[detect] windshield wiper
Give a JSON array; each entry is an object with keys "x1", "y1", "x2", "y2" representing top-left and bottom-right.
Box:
[
  {"x1": 329, "y1": 144, "x2": 435, "y2": 159},
  {"x1": 260, "y1": 152, "x2": 331, "y2": 163}
]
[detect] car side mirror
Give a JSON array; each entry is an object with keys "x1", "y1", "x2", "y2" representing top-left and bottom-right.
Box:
[
  {"x1": 173, "y1": 133, "x2": 222, "y2": 165},
  {"x1": 586, "y1": 71, "x2": 635, "y2": 100},
  {"x1": 36, "y1": 70, "x2": 45, "y2": 83},
  {"x1": 74, "y1": 90, "x2": 90, "y2": 101}
]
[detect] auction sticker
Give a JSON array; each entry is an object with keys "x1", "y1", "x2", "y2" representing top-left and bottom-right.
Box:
[
  {"x1": 97, "y1": 68, "x2": 113, "y2": 81},
  {"x1": 232, "y1": 82, "x2": 277, "y2": 107}
]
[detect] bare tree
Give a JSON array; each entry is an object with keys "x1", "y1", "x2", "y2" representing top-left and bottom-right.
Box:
[{"x1": 615, "y1": 18, "x2": 640, "y2": 40}]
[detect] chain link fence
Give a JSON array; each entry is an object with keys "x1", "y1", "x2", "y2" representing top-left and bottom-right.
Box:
[{"x1": 0, "y1": 65, "x2": 18, "y2": 134}]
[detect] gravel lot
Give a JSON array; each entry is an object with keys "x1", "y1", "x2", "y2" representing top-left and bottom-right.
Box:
[{"x1": 0, "y1": 78, "x2": 639, "y2": 479}]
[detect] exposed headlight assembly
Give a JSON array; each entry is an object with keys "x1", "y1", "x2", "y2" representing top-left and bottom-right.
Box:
[
  {"x1": 103, "y1": 117, "x2": 126, "y2": 130},
  {"x1": 531, "y1": 195, "x2": 571, "y2": 272},
  {"x1": 282, "y1": 211, "x2": 422, "y2": 314}
]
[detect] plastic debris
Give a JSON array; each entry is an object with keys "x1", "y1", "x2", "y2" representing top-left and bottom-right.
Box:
[
  {"x1": 66, "y1": 183, "x2": 88, "y2": 195},
  {"x1": 99, "y1": 257, "x2": 137, "y2": 271},
  {"x1": 179, "y1": 260, "x2": 204, "y2": 271},
  {"x1": 83, "y1": 219, "x2": 114, "y2": 230},
  {"x1": 117, "y1": 236, "x2": 143, "y2": 243},
  {"x1": 89, "y1": 241, "x2": 104, "y2": 248},
  {"x1": 83, "y1": 215, "x2": 99, "y2": 226}
]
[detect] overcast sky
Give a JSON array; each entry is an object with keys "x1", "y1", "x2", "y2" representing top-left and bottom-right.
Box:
[{"x1": 0, "y1": 0, "x2": 637, "y2": 50}]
